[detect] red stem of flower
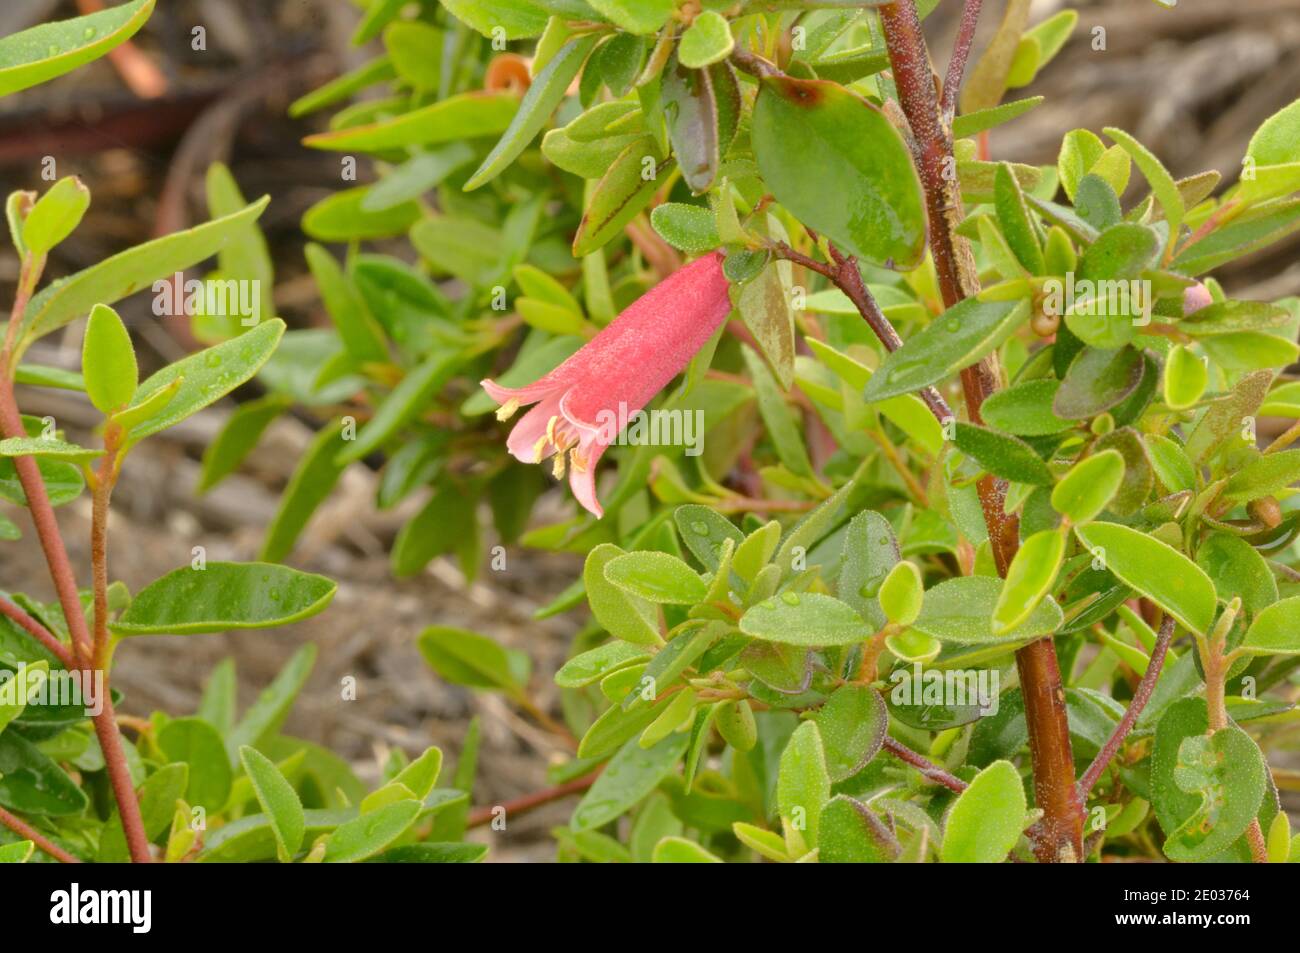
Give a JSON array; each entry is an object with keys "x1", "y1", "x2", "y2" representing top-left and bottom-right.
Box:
[
  {"x1": 879, "y1": 0, "x2": 1082, "y2": 862},
  {"x1": 1077, "y1": 617, "x2": 1175, "y2": 798}
]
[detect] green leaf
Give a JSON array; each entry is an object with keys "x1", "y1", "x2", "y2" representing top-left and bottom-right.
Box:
[
  {"x1": 303, "y1": 186, "x2": 420, "y2": 242},
  {"x1": 111, "y1": 562, "x2": 336, "y2": 635},
  {"x1": 197, "y1": 394, "x2": 290, "y2": 493},
  {"x1": 651, "y1": 836, "x2": 723, "y2": 862},
  {"x1": 97, "y1": 763, "x2": 188, "y2": 862},
  {"x1": 603, "y1": 552, "x2": 708, "y2": 605},
  {"x1": 1173, "y1": 199, "x2": 1300, "y2": 275},
  {"x1": 940, "y1": 760, "x2": 1026, "y2": 863},
  {"x1": 572, "y1": 732, "x2": 689, "y2": 831},
  {"x1": 980, "y1": 378, "x2": 1073, "y2": 435},
  {"x1": 0, "y1": 456, "x2": 84, "y2": 507},
  {"x1": 1050, "y1": 449, "x2": 1125, "y2": 524},
  {"x1": 752, "y1": 75, "x2": 926, "y2": 268},
  {"x1": 584, "y1": 544, "x2": 662, "y2": 646},
  {"x1": 837, "y1": 510, "x2": 901, "y2": 630},
  {"x1": 740, "y1": 592, "x2": 868, "y2": 647},
  {"x1": 337, "y1": 352, "x2": 460, "y2": 464},
  {"x1": 0, "y1": 841, "x2": 32, "y2": 863},
  {"x1": 260, "y1": 422, "x2": 347, "y2": 563},
  {"x1": 1165, "y1": 727, "x2": 1267, "y2": 862},
  {"x1": 123, "y1": 318, "x2": 284, "y2": 442},
  {"x1": 0, "y1": 0, "x2": 155, "y2": 97},
  {"x1": 572, "y1": 136, "x2": 669, "y2": 255},
  {"x1": 778, "y1": 721, "x2": 831, "y2": 851},
  {"x1": 22, "y1": 176, "x2": 90, "y2": 258},
  {"x1": 0, "y1": 732, "x2": 87, "y2": 815},
  {"x1": 812, "y1": 685, "x2": 887, "y2": 782},
  {"x1": 675, "y1": 505, "x2": 744, "y2": 573},
  {"x1": 913, "y1": 575, "x2": 1063, "y2": 644},
  {"x1": 1074, "y1": 522, "x2": 1216, "y2": 634},
  {"x1": 878, "y1": 561, "x2": 923, "y2": 627},
  {"x1": 1054, "y1": 346, "x2": 1145, "y2": 419},
  {"x1": 20, "y1": 197, "x2": 269, "y2": 347},
  {"x1": 589, "y1": 0, "x2": 673, "y2": 34},
  {"x1": 1162, "y1": 344, "x2": 1207, "y2": 410},
  {"x1": 0, "y1": 436, "x2": 101, "y2": 464},
  {"x1": 952, "y1": 96, "x2": 1043, "y2": 140},
  {"x1": 240, "y1": 746, "x2": 306, "y2": 862},
  {"x1": 303, "y1": 244, "x2": 387, "y2": 364},
  {"x1": 82, "y1": 303, "x2": 137, "y2": 413},
  {"x1": 440, "y1": 0, "x2": 549, "y2": 39},
  {"x1": 157, "y1": 717, "x2": 232, "y2": 811},
  {"x1": 1104, "y1": 127, "x2": 1184, "y2": 245},
  {"x1": 818, "y1": 795, "x2": 896, "y2": 863},
  {"x1": 863, "y1": 299, "x2": 1026, "y2": 402},
  {"x1": 1196, "y1": 532, "x2": 1277, "y2": 617},
  {"x1": 555, "y1": 641, "x2": 650, "y2": 688},
  {"x1": 13, "y1": 363, "x2": 84, "y2": 391},
  {"x1": 1222, "y1": 449, "x2": 1300, "y2": 502},
  {"x1": 678, "y1": 11, "x2": 733, "y2": 69},
  {"x1": 650, "y1": 203, "x2": 720, "y2": 253},
  {"x1": 303, "y1": 91, "x2": 518, "y2": 153},
  {"x1": 953, "y1": 422, "x2": 1052, "y2": 485},
  {"x1": 737, "y1": 240, "x2": 796, "y2": 389},
  {"x1": 324, "y1": 799, "x2": 422, "y2": 863},
  {"x1": 993, "y1": 529, "x2": 1065, "y2": 635},
  {"x1": 417, "y1": 626, "x2": 529, "y2": 695},
  {"x1": 225, "y1": 645, "x2": 316, "y2": 760},
  {"x1": 1241, "y1": 596, "x2": 1300, "y2": 656},
  {"x1": 465, "y1": 35, "x2": 598, "y2": 191},
  {"x1": 1247, "y1": 98, "x2": 1300, "y2": 167},
  {"x1": 661, "y1": 58, "x2": 722, "y2": 194},
  {"x1": 994, "y1": 163, "x2": 1044, "y2": 274},
  {"x1": 742, "y1": 346, "x2": 812, "y2": 476}
]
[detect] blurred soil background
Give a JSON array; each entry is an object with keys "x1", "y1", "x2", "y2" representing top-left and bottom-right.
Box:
[{"x1": 0, "y1": 0, "x2": 1296, "y2": 859}]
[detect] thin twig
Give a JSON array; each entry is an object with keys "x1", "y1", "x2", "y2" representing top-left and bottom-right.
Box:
[
  {"x1": 1077, "y1": 617, "x2": 1175, "y2": 797},
  {"x1": 941, "y1": 0, "x2": 984, "y2": 121},
  {"x1": 465, "y1": 769, "x2": 603, "y2": 829},
  {"x1": 882, "y1": 736, "x2": 967, "y2": 793},
  {"x1": 0, "y1": 805, "x2": 80, "y2": 863}
]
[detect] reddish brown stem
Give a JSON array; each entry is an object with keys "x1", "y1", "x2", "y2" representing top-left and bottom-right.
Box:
[
  {"x1": 0, "y1": 364, "x2": 150, "y2": 863},
  {"x1": 1078, "y1": 617, "x2": 1175, "y2": 797},
  {"x1": 882, "y1": 737, "x2": 967, "y2": 794},
  {"x1": 465, "y1": 769, "x2": 602, "y2": 829},
  {"x1": 941, "y1": 0, "x2": 984, "y2": 120},
  {"x1": 879, "y1": 0, "x2": 1082, "y2": 862},
  {"x1": 0, "y1": 593, "x2": 74, "y2": 669},
  {"x1": 0, "y1": 804, "x2": 80, "y2": 863}
]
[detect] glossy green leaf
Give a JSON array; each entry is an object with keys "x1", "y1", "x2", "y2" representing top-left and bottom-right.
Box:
[
  {"x1": 837, "y1": 510, "x2": 900, "y2": 630},
  {"x1": 604, "y1": 552, "x2": 708, "y2": 605},
  {"x1": 440, "y1": 0, "x2": 548, "y2": 39},
  {"x1": 0, "y1": 0, "x2": 154, "y2": 97},
  {"x1": 752, "y1": 75, "x2": 925, "y2": 268},
  {"x1": 82, "y1": 303, "x2": 137, "y2": 414},
  {"x1": 418, "y1": 626, "x2": 529, "y2": 695},
  {"x1": 914, "y1": 575, "x2": 1062, "y2": 644},
  {"x1": 22, "y1": 176, "x2": 90, "y2": 258},
  {"x1": 1241, "y1": 596, "x2": 1300, "y2": 656},
  {"x1": 112, "y1": 562, "x2": 336, "y2": 635},
  {"x1": 878, "y1": 561, "x2": 923, "y2": 627},
  {"x1": 572, "y1": 732, "x2": 689, "y2": 831},
  {"x1": 651, "y1": 836, "x2": 723, "y2": 862},
  {"x1": 940, "y1": 760, "x2": 1026, "y2": 863},
  {"x1": 0, "y1": 841, "x2": 32, "y2": 863},
  {"x1": 0, "y1": 456, "x2": 84, "y2": 507},
  {"x1": 863, "y1": 299, "x2": 1026, "y2": 402},
  {"x1": 124, "y1": 318, "x2": 284, "y2": 441},
  {"x1": 585, "y1": 544, "x2": 661, "y2": 646},
  {"x1": 157, "y1": 717, "x2": 232, "y2": 811},
  {"x1": 572, "y1": 135, "x2": 669, "y2": 255},
  {"x1": 0, "y1": 732, "x2": 87, "y2": 815},
  {"x1": 994, "y1": 529, "x2": 1066, "y2": 635},
  {"x1": 678, "y1": 11, "x2": 733, "y2": 69},
  {"x1": 21, "y1": 197, "x2": 269, "y2": 346},
  {"x1": 240, "y1": 746, "x2": 305, "y2": 862},
  {"x1": 324, "y1": 799, "x2": 422, "y2": 863},
  {"x1": 1050, "y1": 449, "x2": 1125, "y2": 524},
  {"x1": 303, "y1": 92, "x2": 518, "y2": 153},
  {"x1": 466, "y1": 35, "x2": 597, "y2": 191},
  {"x1": 1163, "y1": 344, "x2": 1207, "y2": 410},
  {"x1": 1074, "y1": 522, "x2": 1215, "y2": 634},
  {"x1": 260, "y1": 421, "x2": 347, "y2": 563},
  {"x1": 0, "y1": 436, "x2": 101, "y2": 464}
]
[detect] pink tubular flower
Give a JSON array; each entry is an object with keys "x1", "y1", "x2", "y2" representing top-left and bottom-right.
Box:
[{"x1": 483, "y1": 252, "x2": 732, "y2": 518}]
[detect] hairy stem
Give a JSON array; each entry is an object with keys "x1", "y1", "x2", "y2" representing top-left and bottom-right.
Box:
[
  {"x1": 879, "y1": 0, "x2": 1082, "y2": 862},
  {"x1": 1078, "y1": 617, "x2": 1175, "y2": 797},
  {"x1": 941, "y1": 0, "x2": 984, "y2": 120},
  {"x1": 881, "y1": 736, "x2": 967, "y2": 793}
]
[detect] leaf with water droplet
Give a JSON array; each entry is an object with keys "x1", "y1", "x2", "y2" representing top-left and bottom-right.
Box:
[
  {"x1": 739, "y1": 592, "x2": 869, "y2": 647},
  {"x1": 0, "y1": 0, "x2": 155, "y2": 98}
]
